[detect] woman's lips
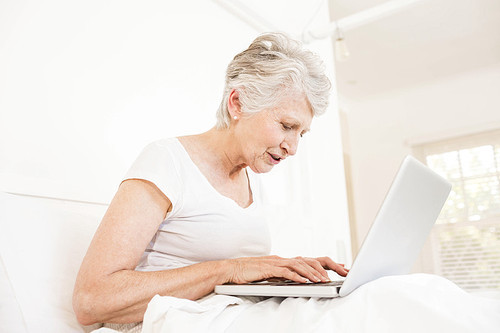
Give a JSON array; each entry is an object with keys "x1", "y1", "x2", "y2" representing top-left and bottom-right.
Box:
[{"x1": 268, "y1": 152, "x2": 282, "y2": 165}]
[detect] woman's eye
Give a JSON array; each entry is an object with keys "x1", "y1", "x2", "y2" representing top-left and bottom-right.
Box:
[{"x1": 282, "y1": 123, "x2": 292, "y2": 130}]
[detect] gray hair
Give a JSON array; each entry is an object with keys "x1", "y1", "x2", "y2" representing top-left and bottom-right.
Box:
[{"x1": 216, "y1": 32, "x2": 331, "y2": 129}]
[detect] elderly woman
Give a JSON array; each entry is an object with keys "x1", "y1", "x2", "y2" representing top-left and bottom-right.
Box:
[{"x1": 73, "y1": 32, "x2": 348, "y2": 327}]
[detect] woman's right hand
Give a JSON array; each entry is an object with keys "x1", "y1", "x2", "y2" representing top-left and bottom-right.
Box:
[{"x1": 225, "y1": 255, "x2": 348, "y2": 284}]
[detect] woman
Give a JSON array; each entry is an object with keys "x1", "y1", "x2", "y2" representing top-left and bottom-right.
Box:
[{"x1": 73, "y1": 32, "x2": 348, "y2": 327}]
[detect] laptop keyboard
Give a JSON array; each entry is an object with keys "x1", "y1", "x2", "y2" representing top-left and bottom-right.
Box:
[{"x1": 246, "y1": 279, "x2": 344, "y2": 287}]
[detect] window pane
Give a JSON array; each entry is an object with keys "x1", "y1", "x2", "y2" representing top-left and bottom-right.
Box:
[
  {"x1": 459, "y1": 145, "x2": 496, "y2": 178},
  {"x1": 464, "y1": 177, "x2": 500, "y2": 221},
  {"x1": 426, "y1": 151, "x2": 461, "y2": 180},
  {"x1": 437, "y1": 181, "x2": 466, "y2": 224}
]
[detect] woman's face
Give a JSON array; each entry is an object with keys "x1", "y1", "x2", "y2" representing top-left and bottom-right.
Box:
[{"x1": 237, "y1": 94, "x2": 313, "y2": 174}]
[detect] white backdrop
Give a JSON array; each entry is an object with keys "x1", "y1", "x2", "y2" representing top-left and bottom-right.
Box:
[{"x1": 0, "y1": 0, "x2": 351, "y2": 264}]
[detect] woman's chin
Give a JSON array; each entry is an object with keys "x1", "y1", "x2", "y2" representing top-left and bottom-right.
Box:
[{"x1": 249, "y1": 163, "x2": 274, "y2": 174}]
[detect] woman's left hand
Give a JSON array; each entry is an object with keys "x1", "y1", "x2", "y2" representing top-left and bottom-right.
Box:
[
  {"x1": 224, "y1": 255, "x2": 349, "y2": 285},
  {"x1": 308, "y1": 256, "x2": 349, "y2": 278}
]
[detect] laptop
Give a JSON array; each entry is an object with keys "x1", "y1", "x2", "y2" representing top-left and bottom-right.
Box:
[{"x1": 215, "y1": 155, "x2": 452, "y2": 298}]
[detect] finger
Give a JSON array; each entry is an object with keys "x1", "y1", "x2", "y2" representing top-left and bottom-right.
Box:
[
  {"x1": 316, "y1": 257, "x2": 349, "y2": 277},
  {"x1": 285, "y1": 258, "x2": 326, "y2": 283},
  {"x1": 273, "y1": 267, "x2": 308, "y2": 283},
  {"x1": 300, "y1": 257, "x2": 330, "y2": 281},
  {"x1": 292, "y1": 257, "x2": 325, "y2": 283},
  {"x1": 338, "y1": 263, "x2": 350, "y2": 272}
]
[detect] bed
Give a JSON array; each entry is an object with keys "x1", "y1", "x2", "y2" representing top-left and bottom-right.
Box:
[{"x1": 1, "y1": 191, "x2": 499, "y2": 333}]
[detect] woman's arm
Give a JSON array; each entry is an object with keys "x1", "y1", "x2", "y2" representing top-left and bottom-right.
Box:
[
  {"x1": 73, "y1": 179, "x2": 348, "y2": 325},
  {"x1": 73, "y1": 179, "x2": 236, "y2": 324},
  {"x1": 73, "y1": 179, "x2": 209, "y2": 325}
]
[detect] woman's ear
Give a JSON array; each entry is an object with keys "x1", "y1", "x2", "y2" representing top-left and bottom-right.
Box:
[{"x1": 228, "y1": 89, "x2": 242, "y2": 119}]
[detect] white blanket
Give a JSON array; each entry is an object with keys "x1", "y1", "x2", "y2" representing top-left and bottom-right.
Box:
[{"x1": 97, "y1": 274, "x2": 500, "y2": 333}]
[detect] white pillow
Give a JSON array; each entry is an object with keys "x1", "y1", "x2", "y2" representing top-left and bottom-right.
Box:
[{"x1": 0, "y1": 192, "x2": 106, "y2": 332}]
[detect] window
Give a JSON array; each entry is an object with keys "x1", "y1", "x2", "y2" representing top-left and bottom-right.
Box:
[{"x1": 413, "y1": 129, "x2": 500, "y2": 291}]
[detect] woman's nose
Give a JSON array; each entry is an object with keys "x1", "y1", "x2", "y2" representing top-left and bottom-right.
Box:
[{"x1": 281, "y1": 135, "x2": 299, "y2": 156}]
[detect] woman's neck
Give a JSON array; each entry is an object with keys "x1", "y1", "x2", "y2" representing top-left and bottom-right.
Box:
[{"x1": 183, "y1": 127, "x2": 247, "y2": 180}]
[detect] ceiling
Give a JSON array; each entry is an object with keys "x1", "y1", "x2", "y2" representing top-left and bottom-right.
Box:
[{"x1": 328, "y1": 0, "x2": 500, "y2": 99}]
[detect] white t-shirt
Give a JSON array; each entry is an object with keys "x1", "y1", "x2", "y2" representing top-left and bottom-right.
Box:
[{"x1": 123, "y1": 138, "x2": 272, "y2": 271}]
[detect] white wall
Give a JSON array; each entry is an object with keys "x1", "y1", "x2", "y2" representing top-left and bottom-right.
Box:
[
  {"x1": 0, "y1": 1, "x2": 351, "y2": 263},
  {"x1": 0, "y1": 0, "x2": 256, "y2": 203},
  {"x1": 341, "y1": 63, "x2": 500, "y2": 263}
]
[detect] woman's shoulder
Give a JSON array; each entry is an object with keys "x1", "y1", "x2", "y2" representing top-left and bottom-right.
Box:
[
  {"x1": 137, "y1": 137, "x2": 188, "y2": 160},
  {"x1": 124, "y1": 137, "x2": 186, "y2": 209},
  {"x1": 127, "y1": 137, "x2": 187, "y2": 174},
  {"x1": 144, "y1": 137, "x2": 181, "y2": 150}
]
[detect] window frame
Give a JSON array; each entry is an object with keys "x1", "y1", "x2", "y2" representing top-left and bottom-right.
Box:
[{"x1": 412, "y1": 128, "x2": 500, "y2": 291}]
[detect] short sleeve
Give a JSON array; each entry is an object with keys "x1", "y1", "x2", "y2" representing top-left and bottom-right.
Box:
[{"x1": 122, "y1": 139, "x2": 183, "y2": 210}]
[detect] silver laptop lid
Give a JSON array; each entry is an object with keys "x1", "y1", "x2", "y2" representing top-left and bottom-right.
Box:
[{"x1": 339, "y1": 156, "x2": 452, "y2": 296}]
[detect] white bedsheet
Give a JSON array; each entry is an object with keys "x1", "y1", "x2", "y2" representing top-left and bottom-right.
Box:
[{"x1": 97, "y1": 274, "x2": 500, "y2": 333}]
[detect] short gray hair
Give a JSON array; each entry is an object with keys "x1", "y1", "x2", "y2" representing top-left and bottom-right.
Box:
[{"x1": 216, "y1": 32, "x2": 331, "y2": 129}]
